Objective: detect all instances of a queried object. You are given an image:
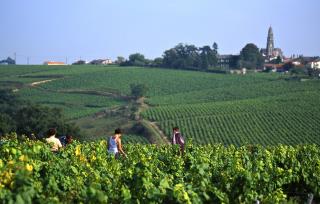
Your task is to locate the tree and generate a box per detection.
[0,113,15,136]
[115,56,125,64]
[0,89,81,138]
[212,42,219,67]
[213,42,218,53]
[130,84,148,99]
[162,48,178,68]
[162,43,201,70]
[152,57,163,67]
[129,53,146,66]
[199,46,211,70]
[72,60,86,65]
[238,43,264,69]
[6,57,15,64]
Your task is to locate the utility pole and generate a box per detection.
[27,57,29,65]
[65,57,68,65]
[14,52,16,63]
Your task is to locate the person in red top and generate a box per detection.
[172,127,185,155]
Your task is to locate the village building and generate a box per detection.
[43,61,65,65]
[90,59,113,65]
[260,26,283,61]
[307,58,320,69]
[217,54,239,69]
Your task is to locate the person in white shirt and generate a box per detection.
[108,128,127,158]
[45,128,62,152]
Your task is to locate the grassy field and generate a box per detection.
[0,65,319,145]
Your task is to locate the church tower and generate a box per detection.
[266,26,274,57]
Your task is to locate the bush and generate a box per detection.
[130,84,148,99]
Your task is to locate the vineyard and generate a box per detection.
[143,91,320,145]
[0,65,319,144]
[19,88,124,120]
[0,136,319,203]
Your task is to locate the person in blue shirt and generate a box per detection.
[59,134,73,147]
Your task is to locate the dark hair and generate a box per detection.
[115,128,122,134]
[66,134,72,139]
[47,128,57,137]
[173,127,179,131]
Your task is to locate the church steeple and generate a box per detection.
[266,26,274,57]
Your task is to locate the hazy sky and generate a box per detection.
[1,0,319,64]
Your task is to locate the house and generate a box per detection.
[43,61,65,65]
[307,58,320,69]
[90,59,113,65]
[217,55,239,69]
[289,57,318,66]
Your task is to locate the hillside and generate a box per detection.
[0,65,319,145]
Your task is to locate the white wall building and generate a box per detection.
[307,59,320,69]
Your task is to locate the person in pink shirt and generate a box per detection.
[172,127,185,155]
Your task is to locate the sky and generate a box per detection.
[1,0,319,64]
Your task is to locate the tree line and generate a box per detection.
[120,43,219,71]
[0,89,81,139]
[119,42,264,70]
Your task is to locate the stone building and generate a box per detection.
[261,26,283,61]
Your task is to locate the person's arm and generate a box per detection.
[172,134,176,144]
[57,139,63,149]
[117,137,127,157]
[177,133,184,145]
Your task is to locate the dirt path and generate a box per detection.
[30,79,56,87]
[149,121,170,144]
[137,97,170,144]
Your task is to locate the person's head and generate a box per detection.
[173,127,179,133]
[66,134,73,144]
[47,128,57,137]
[114,128,122,136]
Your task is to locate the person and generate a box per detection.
[108,128,127,158]
[45,128,62,152]
[59,134,73,147]
[172,127,185,155]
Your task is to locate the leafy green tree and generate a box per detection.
[0,89,81,138]
[162,48,178,68]
[162,43,201,70]
[115,56,125,64]
[130,84,148,99]
[212,42,219,67]
[72,60,86,65]
[162,43,219,70]
[152,57,163,67]
[199,46,211,70]
[0,113,16,136]
[129,53,146,66]
[238,43,264,69]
